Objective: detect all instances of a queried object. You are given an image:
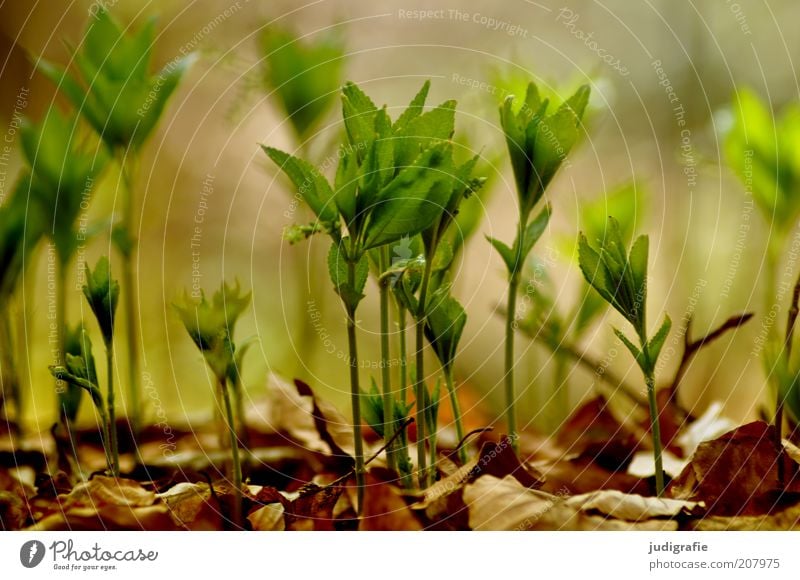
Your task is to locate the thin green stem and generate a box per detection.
[645,369,665,496]
[397,303,408,405]
[379,248,396,473]
[414,247,436,488]
[504,272,521,452]
[504,211,528,453]
[639,334,664,496]
[119,153,141,438]
[55,256,67,390]
[220,376,243,528]
[106,344,119,477]
[444,367,467,464]
[346,259,366,515]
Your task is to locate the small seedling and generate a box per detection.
[489,80,589,450]
[725,89,800,452]
[50,259,120,477]
[260,25,344,140]
[578,216,671,495]
[174,280,251,527]
[39,8,194,435]
[0,178,43,423]
[20,110,105,424]
[265,81,462,506]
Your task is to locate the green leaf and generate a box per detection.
[487,235,516,274]
[393,100,456,167]
[432,240,455,272]
[530,106,578,194]
[614,327,643,370]
[423,291,467,370]
[260,26,344,138]
[499,95,528,198]
[560,84,591,123]
[263,146,339,224]
[334,146,358,224]
[647,314,672,364]
[362,142,454,250]
[628,234,649,316]
[393,80,430,132]
[327,241,368,310]
[519,205,552,266]
[578,233,618,310]
[342,82,378,157]
[360,378,385,437]
[83,256,119,345]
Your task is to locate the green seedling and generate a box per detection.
[83,257,120,476]
[489,81,590,450]
[174,280,251,527]
[0,178,43,424]
[259,24,345,380]
[51,259,119,477]
[578,216,671,496]
[725,89,800,452]
[260,24,344,140]
[40,8,194,435]
[20,110,105,424]
[423,288,468,464]
[516,182,645,427]
[265,80,461,506]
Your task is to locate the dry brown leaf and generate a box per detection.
[27,476,177,531]
[464,475,677,531]
[158,482,221,530]
[248,503,285,531]
[669,421,800,516]
[359,472,422,531]
[686,501,800,530]
[245,374,354,459]
[564,489,702,520]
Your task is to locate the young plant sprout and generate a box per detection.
[259,25,345,379]
[174,280,251,527]
[423,288,468,464]
[20,110,106,426]
[0,179,43,424]
[725,89,800,447]
[50,258,120,477]
[260,25,344,141]
[59,325,100,468]
[489,81,589,451]
[265,81,461,506]
[514,182,646,427]
[39,8,194,435]
[578,216,671,496]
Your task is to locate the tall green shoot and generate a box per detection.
[489,81,589,450]
[578,217,671,495]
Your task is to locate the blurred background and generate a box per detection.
[1,0,797,434]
